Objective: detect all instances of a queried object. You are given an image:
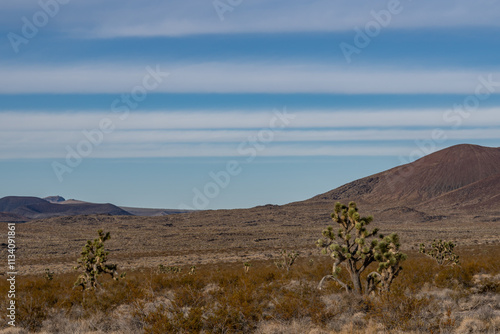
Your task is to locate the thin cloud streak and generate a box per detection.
[0,64,498,94]
[2,109,500,131]
[2,128,500,146]
[0,143,422,160]
[3,0,500,37]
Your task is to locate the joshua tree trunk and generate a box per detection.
[351,271,363,294]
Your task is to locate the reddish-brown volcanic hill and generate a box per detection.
[310,144,500,206]
[417,172,500,214]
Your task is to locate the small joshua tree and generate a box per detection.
[274,249,299,273]
[367,233,407,293]
[419,239,459,267]
[44,268,54,281]
[317,202,405,294]
[243,261,252,273]
[189,265,197,275]
[74,229,125,290]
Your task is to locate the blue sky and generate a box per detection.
[1,0,500,209]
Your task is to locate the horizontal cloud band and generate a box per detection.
[1,64,499,94]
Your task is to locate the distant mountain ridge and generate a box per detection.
[0,196,191,221]
[0,196,131,220]
[44,196,66,203]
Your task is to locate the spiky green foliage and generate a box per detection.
[44,268,54,281]
[157,265,182,274]
[367,233,407,293]
[317,202,406,295]
[316,202,380,294]
[274,249,300,273]
[243,262,252,273]
[189,265,197,275]
[419,239,459,267]
[74,230,125,290]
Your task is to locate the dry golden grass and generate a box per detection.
[0,246,498,333]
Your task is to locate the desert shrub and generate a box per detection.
[15,276,63,331]
[456,317,487,334]
[143,305,176,334]
[365,287,439,332]
[272,283,332,325]
[393,254,438,291]
[434,264,474,290]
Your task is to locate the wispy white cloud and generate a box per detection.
[0,63,497,94]
[1,109,499,159]
[0,142,423,160]
[3,0,500,37]
[2,128,500,146]
[3,109,500,131]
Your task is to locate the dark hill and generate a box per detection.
[0,212,29,223]
[0,196,131,220]
[0,196,49,212]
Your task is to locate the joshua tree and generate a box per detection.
[419,239,459,267]
[317,202,405,294]
[189,265,197,275]
[367,233,407,293]
[274,249,299,273]
[74,229,124,290]
[243,261,252,273]
[44,268,54,281]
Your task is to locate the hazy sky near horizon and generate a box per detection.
[1,0,500,209]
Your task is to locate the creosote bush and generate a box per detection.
[74,229,125,290]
